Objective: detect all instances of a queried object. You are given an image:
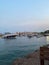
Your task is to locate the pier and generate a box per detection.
[40,44,49,65]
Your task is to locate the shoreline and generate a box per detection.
[12,50,40,65]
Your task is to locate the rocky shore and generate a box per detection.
[13,50,40,65]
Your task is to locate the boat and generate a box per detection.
[2,34,17,39]
[27,35,32,38]
[36,34,43,38]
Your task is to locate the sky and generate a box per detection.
[0,0,49,33]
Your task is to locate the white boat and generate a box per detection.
[2,34,17,39]
[36,34,43,38]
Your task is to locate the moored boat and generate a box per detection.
[2,34,17,39]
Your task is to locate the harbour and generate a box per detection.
[0,0,49,65]
[0,36,48,65]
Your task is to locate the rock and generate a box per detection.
[13,50,40,65]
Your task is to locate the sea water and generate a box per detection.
[0,36,48,65]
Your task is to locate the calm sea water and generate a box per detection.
[0,36,48,65]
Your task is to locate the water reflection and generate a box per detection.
[46,36,49,44]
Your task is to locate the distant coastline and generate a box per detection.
[0,30,49,39]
